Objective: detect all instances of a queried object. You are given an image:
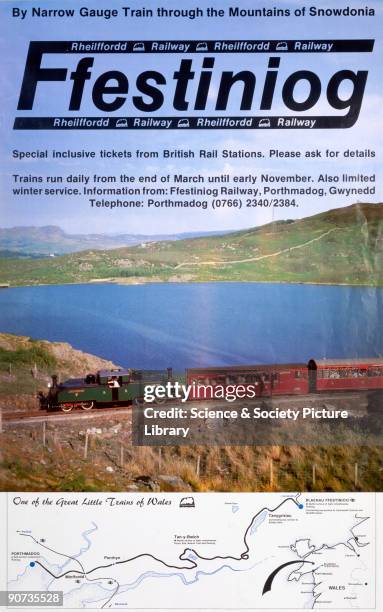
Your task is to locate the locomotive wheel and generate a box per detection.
[81,401,94,411]
[61,405,73,413]
[154,397,166,405]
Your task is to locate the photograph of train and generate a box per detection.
[43,357,383,411]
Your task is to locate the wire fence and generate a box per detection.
[12,418,379,492]
[1,407,381,492]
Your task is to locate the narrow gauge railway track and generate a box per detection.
[2,390,371,426]
[2,404,133,426]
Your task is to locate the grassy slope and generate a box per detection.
[2,440,382,492]
[0,203,382,286]
[0,333,118,403]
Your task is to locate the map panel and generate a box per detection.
[7,493,375,609]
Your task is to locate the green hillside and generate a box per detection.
[1,203,382,286]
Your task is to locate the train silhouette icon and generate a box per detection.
[179,497,195,508]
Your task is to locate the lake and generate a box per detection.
[0,282,382,369]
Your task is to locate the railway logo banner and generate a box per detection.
[14,38,373,130]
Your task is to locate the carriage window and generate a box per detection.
[350,368,367,378]
[131,371,142,381]
[368,367,383,377]
[319,369,330,379]
[207,376,224,385]
[329,369,341,379]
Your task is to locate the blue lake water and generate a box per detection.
[0,282,382,369]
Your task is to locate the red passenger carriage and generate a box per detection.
[186,363,309,398]
[308,358,383,392]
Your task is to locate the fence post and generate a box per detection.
[84,432,89,460]
[312,463,316,488]
[42,421,46,447]
[269,459,274,487]
[53,431,63,455]
[158,447,162,471]
[196,454,201,478]
[120,444,124,468]
[0,406,2,434]
[354,463,359,488]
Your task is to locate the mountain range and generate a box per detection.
[0,225,225,256]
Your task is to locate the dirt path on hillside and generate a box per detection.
[175,228,340,269]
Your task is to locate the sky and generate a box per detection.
[0,0,382,234]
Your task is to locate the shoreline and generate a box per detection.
[1,278,382,289]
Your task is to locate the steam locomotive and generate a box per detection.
[42,358,383,412]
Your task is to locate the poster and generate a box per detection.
[0,0,382,610]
